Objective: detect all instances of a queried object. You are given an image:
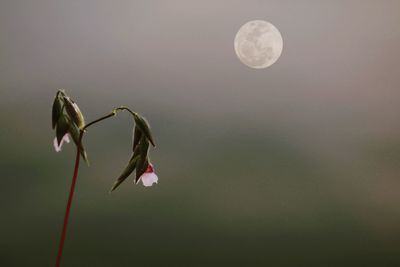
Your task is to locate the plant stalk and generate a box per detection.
[55,131,83,267]
[55,107,135,266]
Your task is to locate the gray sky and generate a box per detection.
[1,0,400,135]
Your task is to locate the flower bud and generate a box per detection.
[68,120,89,164]
[63,96,85,129]
[135,136,150,183]
[52,93,63,129]
[133,113,155,147]
[132,125,142,152]
[56,115,70,145]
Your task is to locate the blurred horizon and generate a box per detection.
[1,0,400,266]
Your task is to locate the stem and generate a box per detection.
[82,106,136,131]
[55,107,135,267]
[55,131,83,267]
[115,106,137,117]
[83,112,117,130]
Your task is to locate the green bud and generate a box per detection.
[135,136,150,183]
[63,96,85,129]
[52,93,63,129]
[56,115,69,145]
[135,158,149,184]
[132,125,143,152]
[68,120,89,165]
[110,154,140,192]
[133,113,155,147]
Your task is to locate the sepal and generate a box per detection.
[63,96,85,129]
[132,113,155,147]
[135,136,150,183]
[52,92,64,129]
[110,154,140,192]
[56,115,69,145]
[68,120,89,165]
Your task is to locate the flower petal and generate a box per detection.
[139,172,158,187]
[63,134,71,144]
[53,134,70,152]
[53,137,61,152]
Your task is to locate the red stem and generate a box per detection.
[55,134,82,267]
[54,109,126,266]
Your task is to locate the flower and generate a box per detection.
[138,163,158,187]
[54,134,71,152]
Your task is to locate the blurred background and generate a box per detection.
[1,0,400,266]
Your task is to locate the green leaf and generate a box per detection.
[110,154,140,192]
[63,96,85,129]
[52,94,63,129]
[68,120,89,165]
[133,113,155,147]
[56,115,69,145]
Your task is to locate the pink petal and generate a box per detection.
[139,172,158,187]
[53,134,70,152]
[53,137,61,152]
[63,134,71,144]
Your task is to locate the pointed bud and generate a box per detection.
[135,136,150,183]
[68,120,89,165]
[110,154,140,192]
[135,158,149,184]
[52,93,63,129]
[132,126,143,152]
[56,115,70,145]
[63,96,85,129]
[133,113,155,147]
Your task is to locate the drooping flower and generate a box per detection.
[138,163,158,187]
[54,134,71,152]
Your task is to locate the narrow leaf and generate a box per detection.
[110,155,139,192]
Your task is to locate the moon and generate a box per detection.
[234,20,283,69]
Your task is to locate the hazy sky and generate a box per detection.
[2,1,400,265]
[2,0,400,160]
[2,1,399,113]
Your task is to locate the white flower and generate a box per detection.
[53,134,70,152]
[138,163,158,187]
[140,172,159,187]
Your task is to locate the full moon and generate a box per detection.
[234,20,283,69]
